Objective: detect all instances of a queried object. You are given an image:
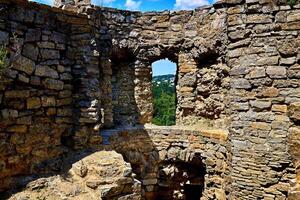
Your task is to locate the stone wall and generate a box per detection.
[227,1,300,199]
[0,0,102,191]
[0,0,299,199]
[105,125,230,200]
[94,5,229,128]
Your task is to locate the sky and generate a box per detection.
[31,0,216,12]
[31,0,215,76]
[152,59,176,76]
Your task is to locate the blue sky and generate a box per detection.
[152,59,176,76]
[31,0,215,76]
[31,0,215,11]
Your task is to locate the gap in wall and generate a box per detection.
[151,58,177,126]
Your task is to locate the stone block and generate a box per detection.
[1,109,18,119]
[22,43,39,61]
[272,104,287,113]
[287,10,300,22]
[5,90,30,98]
[16,116,32,125]
[266,66,287,78]
[17,73,29,83]
[251,122,271,130]
[43,78,64,90]
[250,100,271,110]
[46,108,56,116]
[27,97,41,109]
[7,125,27,133]
[41,96,56,107]
[277,40,297,56]
[246,14,272,24]
[25,29,41,42]
[40,49,60,60]
[201,129,228,141]
[57,108,72,117]
[231,78,252,89]
[260,87,279,97]
[10,55,35,75]
[35,65,59,79]
[246,67,266,79]
[288,102,300,121]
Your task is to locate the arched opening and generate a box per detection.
[151,59,177,126]
[157,153,206,200]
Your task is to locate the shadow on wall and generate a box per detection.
[110,48,140,126]
[107,126,207,200]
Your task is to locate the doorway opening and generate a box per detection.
[151,59,177,126]
[157,153,206,200]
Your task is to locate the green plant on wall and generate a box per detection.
[288,0,298,6]
[0,46,8,77]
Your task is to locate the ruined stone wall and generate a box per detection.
[95,5,229,128]
[106,126,229,200]
[0,0,300,199]
[0,0,102,191]
[227,1,300,199]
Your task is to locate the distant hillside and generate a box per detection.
[152,74,176,126]
[153,74,175,85]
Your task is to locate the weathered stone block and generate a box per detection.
[251,122,271,130]
[246,67,266,79]
[40,49,60,60]
[272,104,287,113]
[46,108,56,116]
[43,78,64,90]
[250,100,272,110]
[10,55,35,75]
[35,65,59,79]
[27,97,41,109]
[287,10,300,22]
[1,109,18,119]
[25,29,41,42]
[288,102,300,121]
[7,125,27,133]
[259,87,279,97]
[231,78,252,89]
[57,108,72,117]
[246,14,272,24]
[41,96,56,107]
[5,90,30,98]
[266,66,287,78]
[277,40,297,56]
[22,43,39,61]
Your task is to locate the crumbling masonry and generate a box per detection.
[0,0,300,199]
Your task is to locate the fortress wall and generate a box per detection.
[226,1,300,199]
[0,0,299,199]
[107,126,230,200]
[94,4,230,128]
[0,0,102,191]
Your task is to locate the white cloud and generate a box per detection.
[125,0,141,10]
[174,0,209,10]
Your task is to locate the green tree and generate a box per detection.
[152,75,176,126]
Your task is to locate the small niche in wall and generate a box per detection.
[151,59,177,126]
[110,48,137,127]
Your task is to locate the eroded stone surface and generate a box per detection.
[8,151,141,200]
